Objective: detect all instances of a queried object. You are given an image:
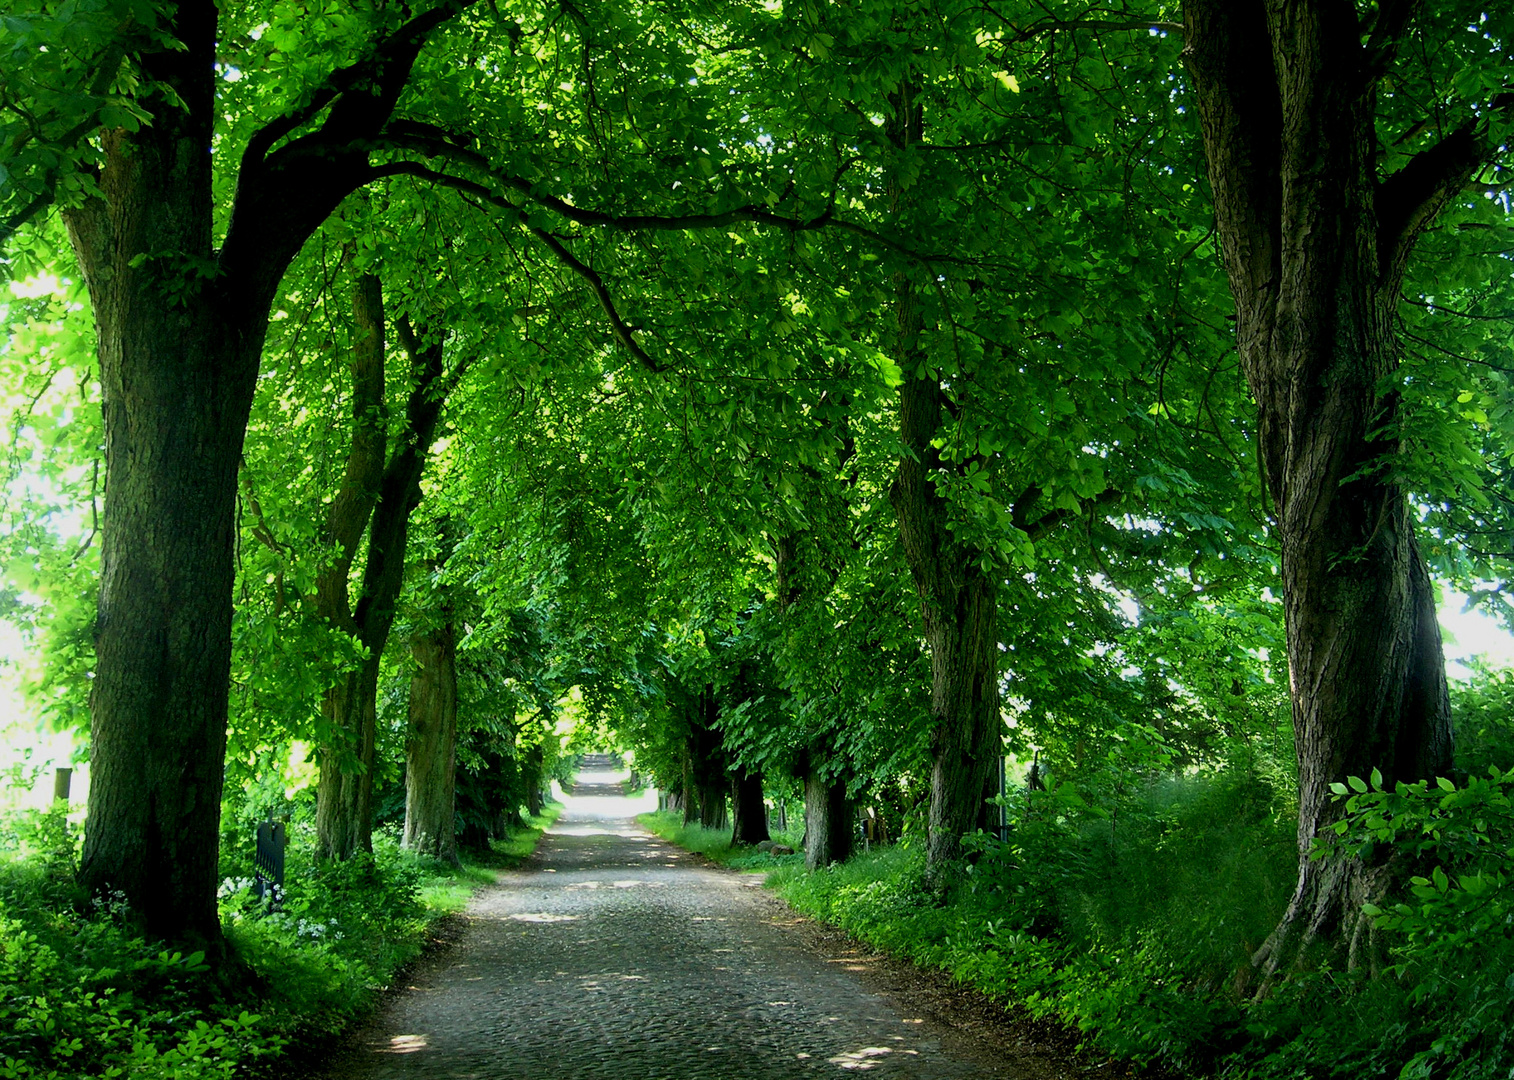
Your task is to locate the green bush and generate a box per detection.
[0,801,559,1079]
[752,755,1514,1080]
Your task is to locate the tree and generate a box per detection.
[402,525,460,866]
[1180,0,1509,976]
[18,0,483,943]
[311,280,456,861]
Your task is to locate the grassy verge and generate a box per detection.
[635,809,804,871]
[0,802,560,1079]
[749,770,1513,1080]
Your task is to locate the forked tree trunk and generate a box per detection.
[403,620,459,866]
[314,301,451,860]
[312,273,387,860]
[730,769,770,846]
[803,768,852,870]
[1183,0,1465,979]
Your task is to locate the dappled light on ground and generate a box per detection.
[320,766,1010,1079]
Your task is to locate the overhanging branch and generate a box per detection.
[370,161,666,373]
[1377,119,1485,276]
[240,0,481,171]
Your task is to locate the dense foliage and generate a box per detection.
[1,0,1513,1075]
[0,801,558,1079]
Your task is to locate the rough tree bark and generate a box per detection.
[524,742,546,817]
[730,768,771,846]
[63,0,465,942]
[884,82,1001,884]
[802,766,853,870]
[403,618,459,866]
[1181,0,1476,978]
[683,689,730,830]
[314,303,451,860]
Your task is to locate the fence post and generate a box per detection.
[52,768,72,804]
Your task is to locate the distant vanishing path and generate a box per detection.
[317,768,1034,1079]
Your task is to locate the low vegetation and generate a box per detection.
[635,809,803,872]
[634,706,1514,1080]
[0,802,558,1080]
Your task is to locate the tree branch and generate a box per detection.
[1015,485,1123,542]
[220,0,480,298]
[369,161,667,372]
[373,122,973,265]
[239,0,478,171]
[1361,0,1421,79]
[1377,119,1486,278]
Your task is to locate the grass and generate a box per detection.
[417,804,562,913]
[0,801,562,1079]
[635,809,804,871]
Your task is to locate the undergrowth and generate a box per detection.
[636,810,804,871]
[745,750,1514,1079]
[0,801,559,1079]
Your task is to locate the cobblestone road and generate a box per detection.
[320,769,1019,1079]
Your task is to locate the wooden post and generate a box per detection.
[52,768,72,804]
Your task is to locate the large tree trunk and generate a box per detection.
[803,767,852,870]
[1182,0,1464,979]
[403,620,460,866]
[58,0,461,942]
[63,0,261,946]
[730,769,770,846]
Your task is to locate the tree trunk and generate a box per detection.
[403,620,459,866]
[57,0,461,941]
[696,776,729,831]
[524,743,545,817]
[883,81,1001,886]
[1182,0,1463,979]
[730,768,770,846]
[313,299,451,860]
[685,687,729,830]
[62,0,257,946]
[803,767,852,870]
[314,655,383,861]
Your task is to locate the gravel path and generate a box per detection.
[315,767,1046,1079]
